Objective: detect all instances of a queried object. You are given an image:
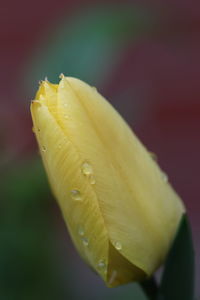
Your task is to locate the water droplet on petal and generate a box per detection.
[64,114,68,120]
[81,237,89,246]
[89,174,96,185]
[58,144,62,149]
[162,172,168,183]
[114,241,122,250]
[71,189,82,201]
[97,259,106,272]
[41,146,46,152]
[149,151,157,161]
[82,162,93,175]
[78,226,84,236]
[63,103,67,107]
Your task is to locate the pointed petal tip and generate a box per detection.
[59,73,65,79]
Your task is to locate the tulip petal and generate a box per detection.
[31,86,110,282]
[31,76,185,287]
[55,77,184,276]
[106,242,145,287]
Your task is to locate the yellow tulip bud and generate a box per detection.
[30,76,184,287]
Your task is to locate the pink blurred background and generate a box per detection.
[0,0,199,299]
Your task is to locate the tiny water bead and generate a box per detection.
[78,226,85,236]
[82,162,96,185]
[70,189,82,201]
[82,162,93,176]
[81,237,89,246]
[89,174,96,185]
[77,226,88,246]
[149,151,157,161]
[114,241,122,251]
[162,172,168,183]
[41,146,46,152]
[97,259,107,272]
[64,114,68,120]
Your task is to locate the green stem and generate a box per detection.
[140,276,158,300]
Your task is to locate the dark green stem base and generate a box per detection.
[140,276,158,300]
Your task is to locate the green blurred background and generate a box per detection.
[1,1,200,299]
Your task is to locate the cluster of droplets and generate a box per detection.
[70,161,104,273]
[32,124,46,153]
[97,259,107,275]
[32,124,41,134]
[70,162,95,203]
[38,127,47,154]
[37,136,121,283]
[78,226,89,247]
[81,161,96,185]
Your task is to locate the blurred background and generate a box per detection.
[0,0,199,299]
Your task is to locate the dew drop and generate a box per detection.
[78,226,85,236]
[70,189,82,201]
[41,146,46,152]
[114,241,122,251]
[89,174,96,185]
[58,144,62,149]
[64,114,68,120]
[81,237,89,246]
[97,259,106,271]
[82,162,93,176]
[63,103,67,107]
[162,172,168,183]
[149,151,157,161]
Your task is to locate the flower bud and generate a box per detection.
[31,76,184,287]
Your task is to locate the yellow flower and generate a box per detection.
[31,75,184,287]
